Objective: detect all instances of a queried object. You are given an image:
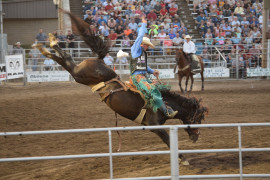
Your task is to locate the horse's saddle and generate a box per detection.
[189,54,201,74]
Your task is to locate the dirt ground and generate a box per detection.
[0,79,270,180]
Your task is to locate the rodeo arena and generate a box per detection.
[1,0,270,179]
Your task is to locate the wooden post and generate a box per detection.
[262,1,269,68]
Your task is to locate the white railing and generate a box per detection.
[1,123,270,180]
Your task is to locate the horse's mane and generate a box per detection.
[63,10,110,60]
[161,90,201,110]
[179,49,189,62]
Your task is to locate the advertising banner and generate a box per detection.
[247,68,270,77]
[194,67,230,78]
[0,64,6,81]
[5,54,24,79]
[27,71,70,82]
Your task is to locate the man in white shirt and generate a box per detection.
[103,53,114,68]
[183,35,200,73]
[172,33,183,46]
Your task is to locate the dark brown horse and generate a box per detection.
[36,11,208,165]
[174,49,205,93]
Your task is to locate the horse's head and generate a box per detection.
[181,97,208,143]
[175,48,188,64]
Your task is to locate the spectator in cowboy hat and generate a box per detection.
[129,15,178,119]
[12,42,24,55]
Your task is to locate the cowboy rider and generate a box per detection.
[183,35,200,73]
[129,15,178,118]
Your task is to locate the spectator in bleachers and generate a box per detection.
[195,12,207,29]
[230,33,241,44]
[124,26,132,37]
[222,0,231,17]
[203,22,214,34]
[85,14,95,25]
[158,29,167,42]
[148,24,159,36]
[128,29,137,40]
[108,29,117,47]
[128,18,138,31]
[173,33,183,46]
[223,22,232,37]
[214,33,225,45]
[201,48,211,68]
[172,18,181,28]
[168,29,176,39]
[43,58,55,71]
[204,28,214,45]
[198,20,206,36]
[193,0,201,13]
[57,30,66,48]
[153,2,162,16]
[144,1,152,15]
[160,6,168,20]
[234,2,244,18]
[125,6,132,16]
[228,12,237,23]
[115,25,124,44]
[163,20,170,31]
[98,15,107,25]
[147,10,158,21]
[103,53,114,68]
[66,30,75,49]
[169,2,178,17]
[84,10,92,20]
[28,43,40,71]
[168,24,177,33]
[35,28,47,45]
[108,17,117,29]
[122,35,131,49]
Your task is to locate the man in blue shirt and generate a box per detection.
[129,16,178,119]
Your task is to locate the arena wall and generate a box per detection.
[3,18,58,46]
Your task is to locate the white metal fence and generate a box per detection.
[1,123,270,180]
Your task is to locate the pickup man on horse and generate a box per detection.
[128,15,178,118]
[183,35,201,73]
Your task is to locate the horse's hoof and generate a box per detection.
[180,160,190,166]
[49,33,58,48]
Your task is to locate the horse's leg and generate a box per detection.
[143,113,189,165]
[185,74,189,93]
[48,33,76,73]
[200,71,204,91]
[150,129,189,165]
[35,44,65,65]
[178,73,184,93]
[189,75,194,92]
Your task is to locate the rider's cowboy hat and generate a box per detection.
[142,37,155,48]
[15,42,21,45]
[184,35,192,39]
[117,50,129,58]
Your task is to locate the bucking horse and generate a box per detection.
[36,10,208,165]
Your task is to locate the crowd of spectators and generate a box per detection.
[83,0,264,70]
[193,0,263,70]
[83,0,187,51]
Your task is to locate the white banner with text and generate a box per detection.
[5,54,24,79]
[27,71,70,82]
[0,64,6,81]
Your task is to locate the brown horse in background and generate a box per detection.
[36,11,208,165]
[174,49,205,93]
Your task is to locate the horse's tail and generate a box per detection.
[62,9,110,59]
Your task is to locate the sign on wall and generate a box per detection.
[5,54,24,79]
[247,68,270,77]
[194,67,230,78]
[0,64,6,81]
[27,71,70,82]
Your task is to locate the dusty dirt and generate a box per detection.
[0,79,270,180]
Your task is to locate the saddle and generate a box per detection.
[188,54,201,74]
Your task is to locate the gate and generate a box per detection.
[1,123,270,180]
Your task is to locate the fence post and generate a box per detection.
[238,126,243,180]
[23,50,27,86]
[236,45,239,79]
[170,126,179,180]
[108,130,113,180]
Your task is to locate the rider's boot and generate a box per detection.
[160,103,178,119]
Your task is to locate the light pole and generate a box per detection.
[0,0,5,64]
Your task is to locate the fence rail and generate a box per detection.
[1,123,270,180]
